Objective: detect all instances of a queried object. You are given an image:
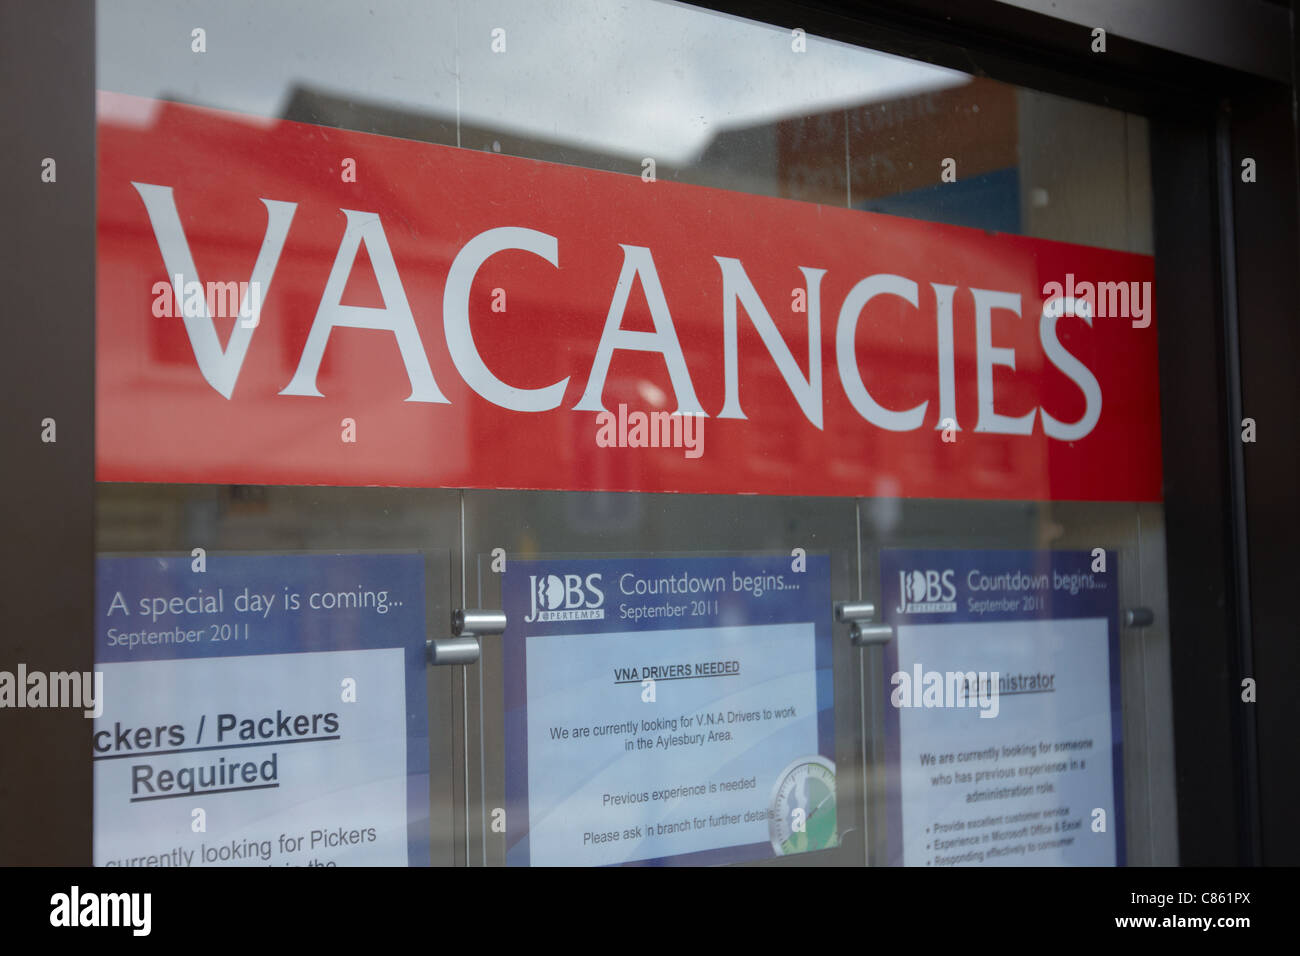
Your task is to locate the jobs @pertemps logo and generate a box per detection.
[896,569,957,614]
[525,573,605,622]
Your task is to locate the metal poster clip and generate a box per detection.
[848,622,895,646]
[1125,607,1155,628]
[835,601,876,623]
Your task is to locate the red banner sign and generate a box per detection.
[97,91,1162,501]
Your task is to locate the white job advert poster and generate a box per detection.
[93,552,430,867]
[881,548,1124,867]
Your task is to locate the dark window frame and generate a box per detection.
[3,0,1293,866]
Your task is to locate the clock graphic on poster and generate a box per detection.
[768,755,838,856]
